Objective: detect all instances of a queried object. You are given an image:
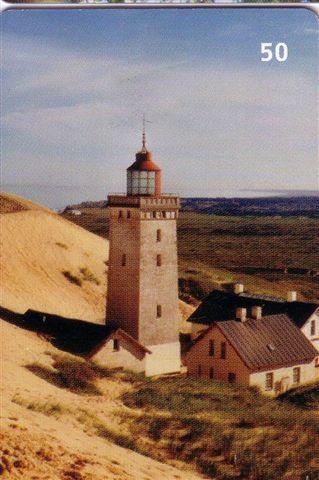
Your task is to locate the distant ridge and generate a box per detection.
[64,195,319,218]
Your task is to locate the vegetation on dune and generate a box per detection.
[62,270,83,287]
[55,241,69,249]
[79,266,101,285]
[278,382,319,410]
[62,266,101,287]
[17,353,319,479]
[122,377,319,479]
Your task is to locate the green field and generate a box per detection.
[62,208,319,302]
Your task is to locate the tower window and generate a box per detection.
[311,320,316,336]
[119,210,123,218]
[209,367,214,379]
[221,342,226,359]
[156,229,161,242]
[209,339,215,357]
[198,365,202,377]
[121,254,126,266]
[113,339,120,351]
[127,210,131,219]
[228,372,236,384]
[156,254,162,267]
[157,305,162,318]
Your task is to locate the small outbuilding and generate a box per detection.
[87,328,151,373]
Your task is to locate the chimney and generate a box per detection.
[236,307,247,322]
[251,306,262,320]
[287,291,297,302]
[234,283,244,294]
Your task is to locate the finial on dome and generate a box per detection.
[142,114,147,152]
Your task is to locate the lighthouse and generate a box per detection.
[106,127,181,376]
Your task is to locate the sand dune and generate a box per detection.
[0,193,199,478]
[0,192,194,326]
[1,321,204,480]
[1,193,108,323]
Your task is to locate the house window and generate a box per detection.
[121,254,126,266]
[156,229,161,242]
[127,210,131,219]
[221,342,227,359]
[157,305,162,318]
[228,372,236,384]
[293,367,301,384]
[113,339,120,351]
[198,365,202,377]
[209,367,214,379]
[311,320,316,336]
[265,372,274,391]
[119,210,123,218]
[209,339,215,357]
[156,254,162,267]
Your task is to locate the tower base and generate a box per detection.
[145,342,181,377]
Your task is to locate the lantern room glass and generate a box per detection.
[127,171,156,196]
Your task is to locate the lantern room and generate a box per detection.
[127,144,161,197]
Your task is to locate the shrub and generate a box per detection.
[79,267,101,285]
[62,270,82,286]
[12,395,68,417]
[52,358,102,395]
[55,242,68,249]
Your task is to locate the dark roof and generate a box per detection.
[87,328,151,358]
[187,290,318,328]
[23,309,151,357]
[213,314,318,371]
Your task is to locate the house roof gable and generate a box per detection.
[87,328,152,359]
[189,313,318,372]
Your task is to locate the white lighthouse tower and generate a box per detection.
[106,127,181,376]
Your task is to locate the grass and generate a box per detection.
[62,267,101,287]
[17,356,319,478]
[121,376,319,479]
[12,394,139,455]
[61,208,319,302]
[79,266,101,285]
[55,241,68,249]
[278,382,319,410]
[25,354,113,395]
[62,270,82,287]
[12,395,69,417]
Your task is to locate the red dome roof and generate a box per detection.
[127,150,161,172]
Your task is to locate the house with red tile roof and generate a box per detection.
[185,306,319,395]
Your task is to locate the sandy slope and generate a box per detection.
[1,193,108,322]
[0,193,194,326]
[1,321,204,480]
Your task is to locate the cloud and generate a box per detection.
[2,31,318,194]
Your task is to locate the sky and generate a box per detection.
[1,8,318,206]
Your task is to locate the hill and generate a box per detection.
[1,321,204,480]
[181,196,319,217]
[2,320,318,479]
[0,192,194,327]
[0,192,108,323]
[65,195,319,218]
